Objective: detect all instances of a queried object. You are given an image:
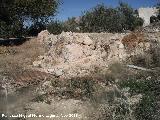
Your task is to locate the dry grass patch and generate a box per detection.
[0,38,45,76]
[122,32,145,49]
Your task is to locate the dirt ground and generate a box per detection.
[0,37,45,78]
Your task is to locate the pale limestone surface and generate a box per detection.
[33,31,152,78]
[138,7,158,26]
[38,30,50,43]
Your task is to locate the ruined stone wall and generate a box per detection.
[33,31,154,79]
[138,7,158,26]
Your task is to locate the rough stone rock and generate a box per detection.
[33,31,153,78]
[36,81,53,95]
[33,61,42,67]
[38,30,50,43]
[62,44,84,62]
[77,34,93,45]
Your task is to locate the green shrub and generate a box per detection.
[79,2,143,33]
[80,4,123,33]
[27,23,46,36]
[119,72,160,120]
[51,77,95,99]
[47,21,64,35]
[0,0,60,38]
[63,17,80,32]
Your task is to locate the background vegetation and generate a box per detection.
[79,3,143,33]
[0,0,60,38]
[2,1,160,37]
[47,2,144,34]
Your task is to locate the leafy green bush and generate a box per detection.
[119,71,160,120]
[51,77,95,99]
[150,16,159,24]
[79,2,143,33]
[27,23,46,36]
[0,19,25,38]
[0,0,60,38]
[80,4,123,32]
[47,21,64,35]
[63,17,80,32]
[59,2,142,33]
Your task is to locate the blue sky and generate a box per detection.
[55,0,158,21]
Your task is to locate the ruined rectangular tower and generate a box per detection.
[138,7,158,26]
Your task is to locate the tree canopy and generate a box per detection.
[1,1,144,37]
[79,2,143,33]
[0,0,60,37]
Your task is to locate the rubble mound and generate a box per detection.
[142,22,160,33]
[38,30,50,43]
[33,31,152,78]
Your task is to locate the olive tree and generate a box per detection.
[79,3,143,33]
[0,0,60,37]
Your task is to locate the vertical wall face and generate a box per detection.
[138,7,158,26]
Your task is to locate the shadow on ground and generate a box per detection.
[0,37,31,46]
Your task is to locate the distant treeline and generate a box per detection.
[1,1,160,38]
[48,2,144,34]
